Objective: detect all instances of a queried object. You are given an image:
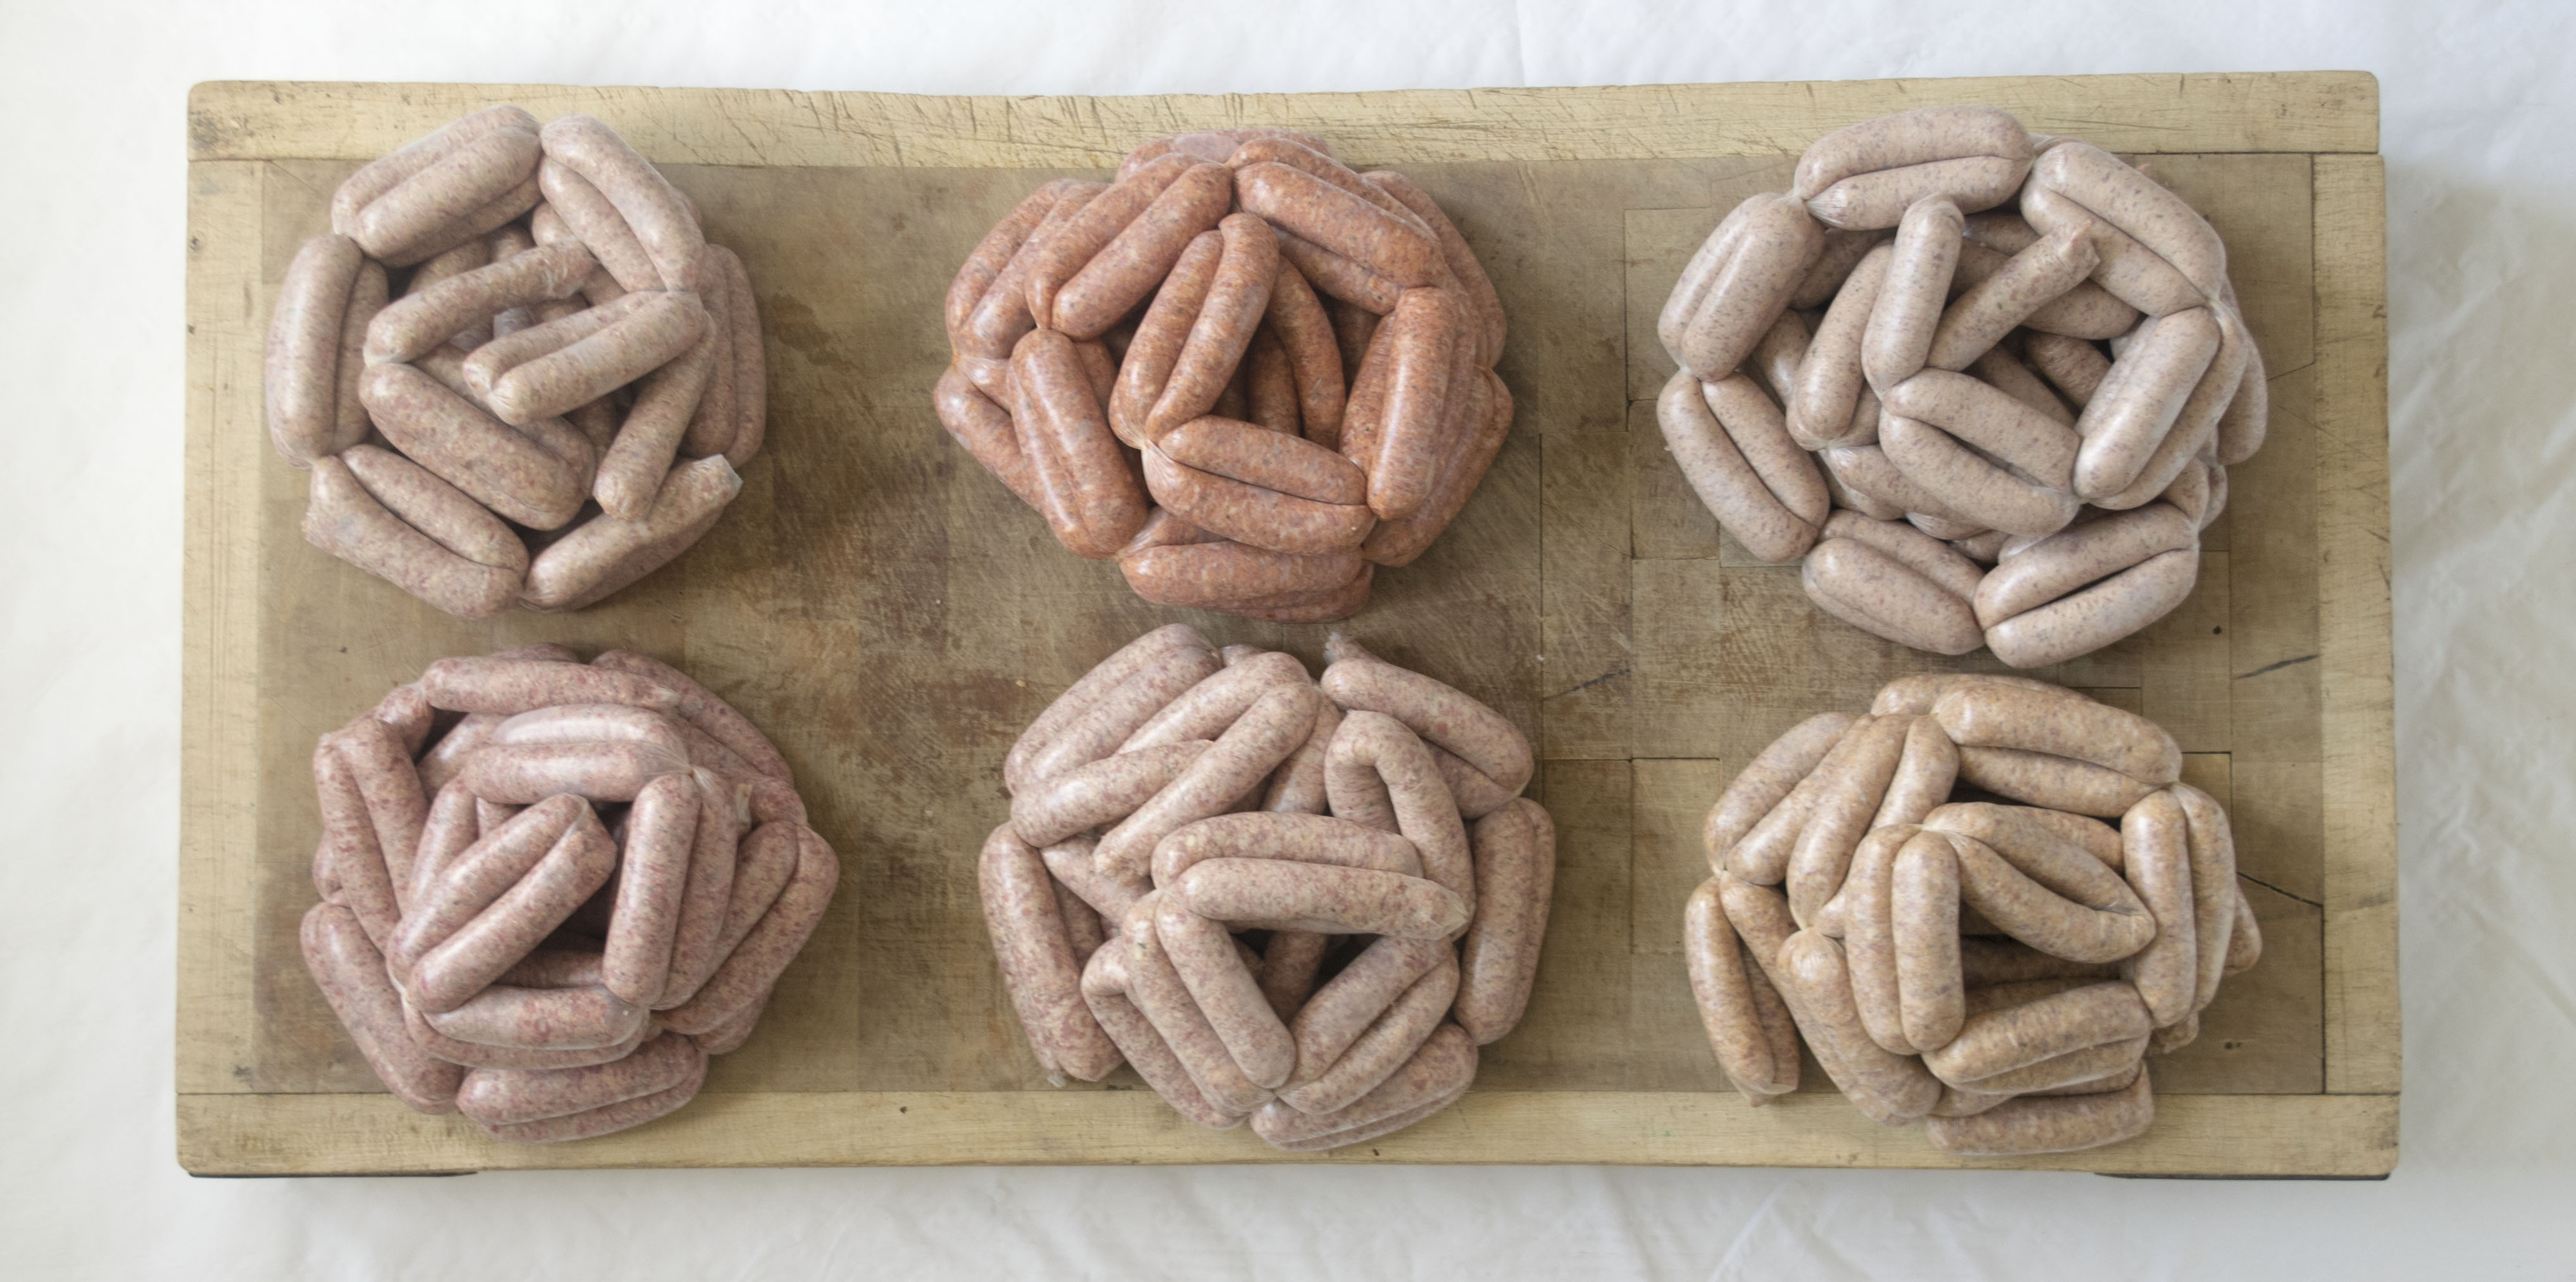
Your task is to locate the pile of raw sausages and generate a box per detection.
[301,643,838,1142]
[1687,674,2261,1155]
[981,625,1554,1150]
[267,106,766,619]
[936,129,1512,621]
[1657,106,2266,666]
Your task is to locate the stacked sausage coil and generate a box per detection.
[982,625,1554,1150]
[936,129,1512,622]
[266,106,767,619]
[1656,106,2267,666]
[1687,674,2261,1155]
[300,643,838,1142]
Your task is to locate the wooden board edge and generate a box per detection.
[178,1090,2397,1177]
[178,158,272,1095]
[186,72,2379,168]
[2311,154,2399,1096]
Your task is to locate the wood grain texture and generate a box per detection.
[2313,154,2399,1096]
[188,73,2380,167]
[177,1088,2396,1176]
[179,73,2390,1175]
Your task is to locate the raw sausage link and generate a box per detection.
[1932,681,2180,785]
[1926,1064,2154,1155]
[1319,637,1533,795]
[1454,798,1555,1043]
[1704,712,1855,870]
[301,902,465,1112]
[981,824,1124,1081]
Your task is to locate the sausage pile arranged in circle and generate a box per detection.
[1656,106,2266,666]
[301,643,836,1142]
[1689,674,2261,1155]
[983,626,1554,1150]
[937,131,1512,621]
[266,106,766,619]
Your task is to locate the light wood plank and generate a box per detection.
[177,1089,2396,1176]
[181,73,2385,1174]
[2313,154,2399,1095]
[177,160,269,1095]
[188,73,2381,167]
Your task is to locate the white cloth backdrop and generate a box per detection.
[3,1,2569,1276]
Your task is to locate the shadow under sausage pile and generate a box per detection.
[1688,674,2263,1155]
[936,129,1511,621]
[983,626,1554,1150]
[267,105,766,619]
[1657,106,2268,666]
[301,644,838,1142]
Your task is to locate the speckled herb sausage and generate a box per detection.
[1878,412,2080,538]
[367,242,596,366]
[1890,829,1968,1052]
[303,455,523,619]
[936,365,1045,507]
[1921,979,2152,1084]
[1364,170,1505,368]
[981,823,1124,1082]
[1955,745,2154,817]
[1157,897,1297,1088]
[1776,929,1944,1124]
[1113,895,1275,1114]
[455,1029,702,1126]
[1236,161,1442,289]
[420,981,646,1052]
[267,234,368,466]
[593,772,698,1006]
[1795,107,2033,222]
[1837,824,1915,1052]
[356,361,587,530]
[1021,638,1226,790]
[1010,741,1210,849]
[1662,192,1824,382]
[1320,636,1533,796]
[1861,196,1964,393]
[1142,445,1375,555]
[488,289,708,428]
[1325,711,1473,903]
[1871,717,1960,829]
[1260,696,1344,815]
[1280,952,1456,1115]
[1253,1021,1476,1150]
[1986,546,2199,669]
[1007,624,1213,794]
[1170,858,1467,939]
[1704,712,1855,870]
[659,823,837,1034]
[1926,220,2099,372]
[1973,502,2196,628]
[1933,682,2180,785]
[1658,370,1828,563]
[1789,243,1891,448]
[1149,812,1422,888]
[1687,877,1799,1100]
[348,125,542,267]
[1946,830,2156,964]
[2118,789,2199,1026]
[1802,529,1984,655]
[1926,1068,2154,1155]
[653,770,748,1009]
[1786,713,1913,924]
[410,807,617,1012]
[333,106,539,238]
[520,455,743,612]
[1013,327,1150,555]
[1453,798,1554,1043]
[1080,944,1247,1129]
[584,650,790,785]
[2032,142,2225,299]
[537,115,705,291]
[1053,161,1236,339]
[1160,414,1367,505]
[472,1051,707,1143]
[1142,213,1279,441]
[1093,683,1319,885]
[301,902,465,1111]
